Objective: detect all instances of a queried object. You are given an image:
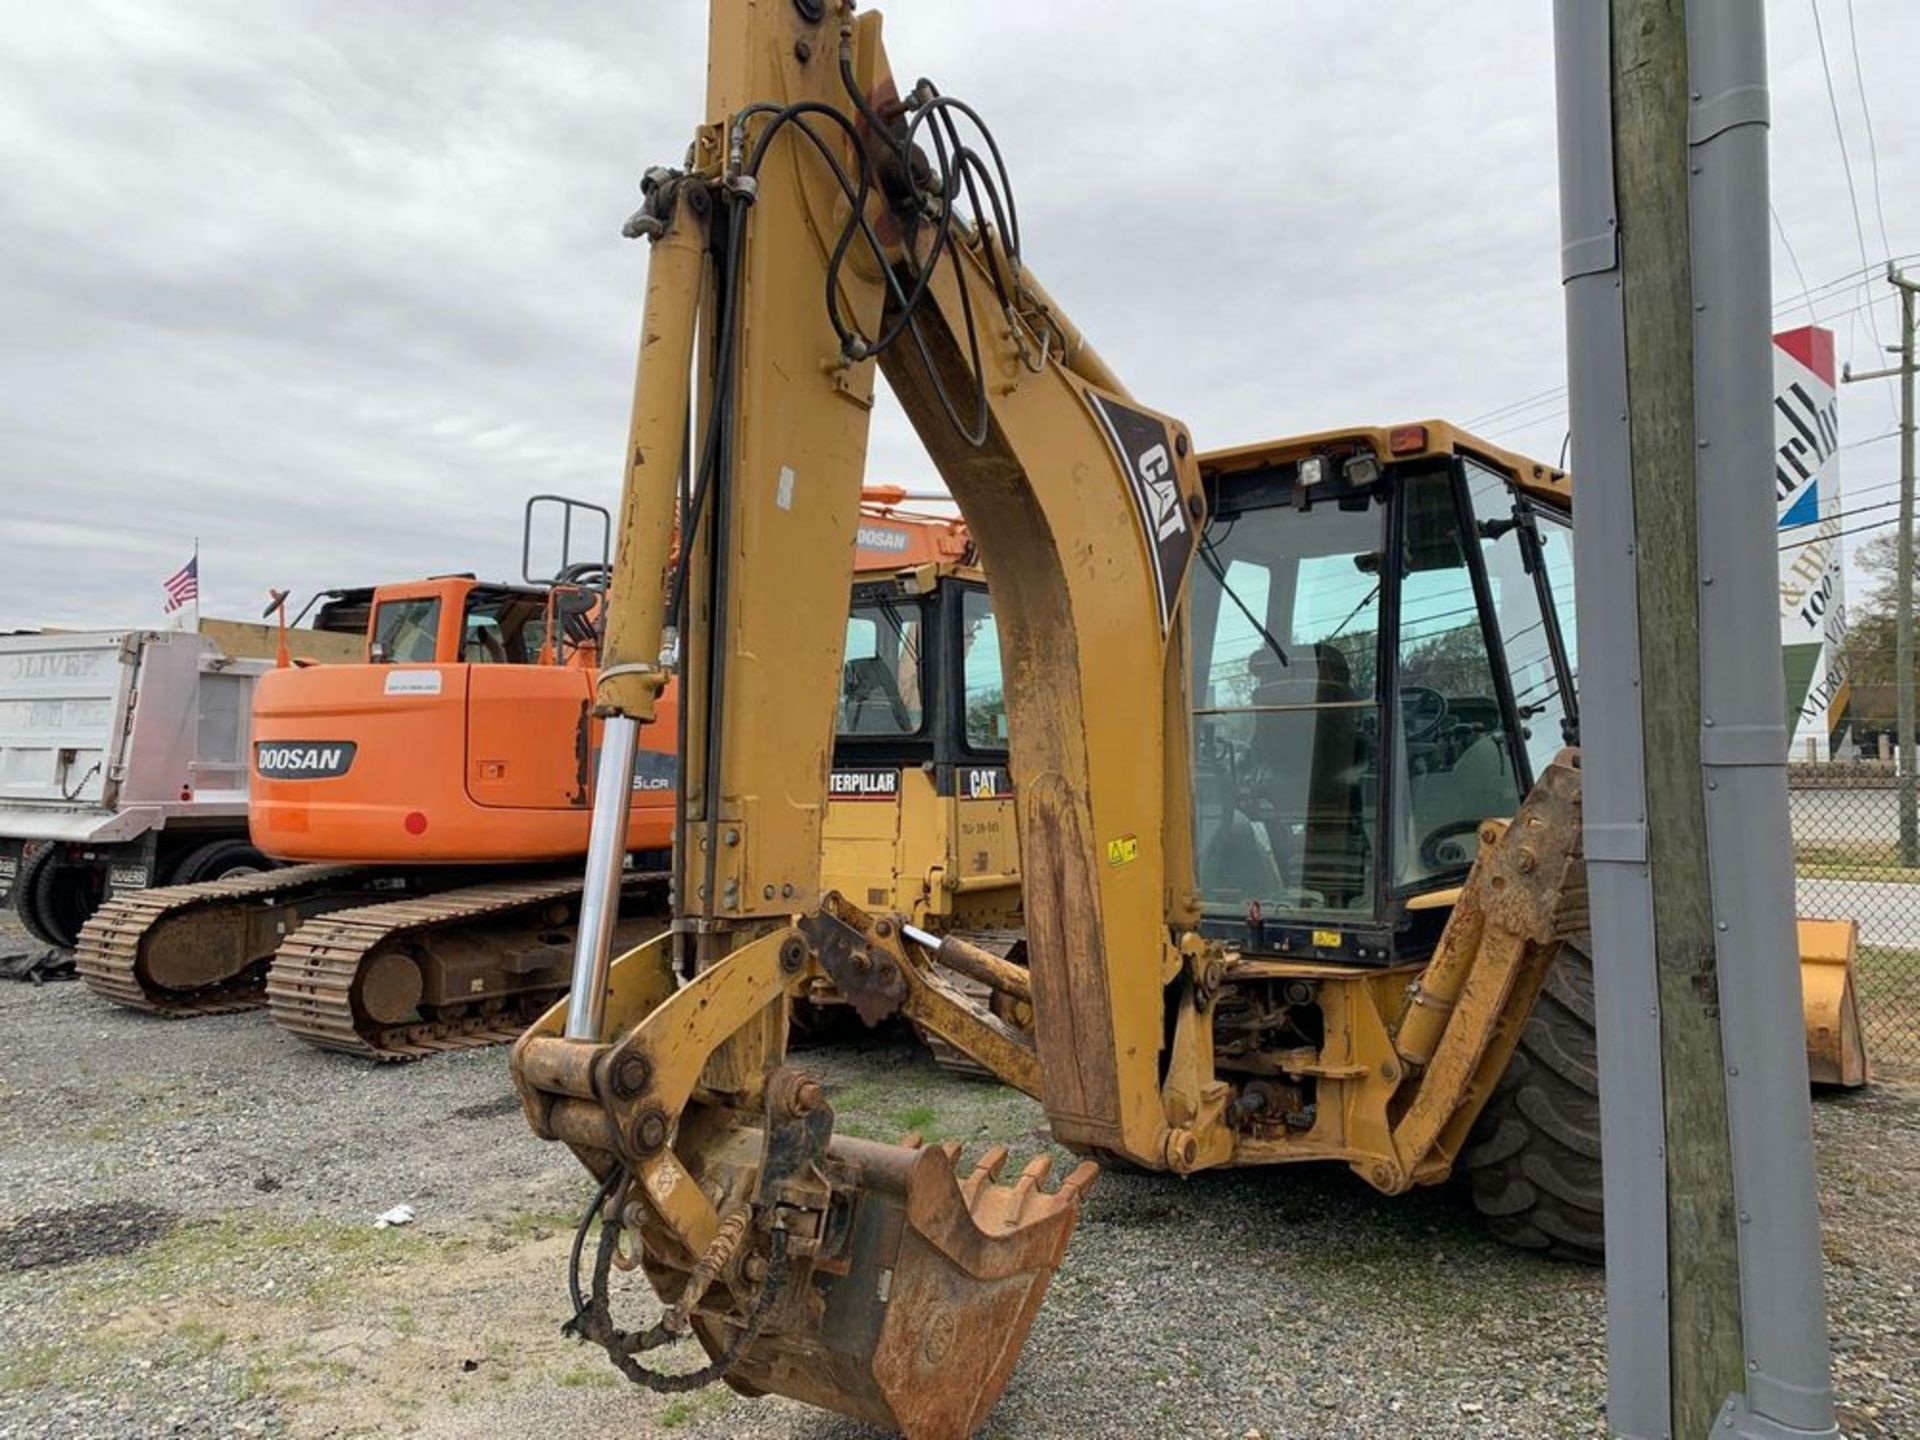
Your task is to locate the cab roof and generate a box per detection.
[1200,421,1571,511]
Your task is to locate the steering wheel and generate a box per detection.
[1419,817,1486,871]
[1399,685,1450,743]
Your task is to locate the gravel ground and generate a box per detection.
[0,910,1913,1440]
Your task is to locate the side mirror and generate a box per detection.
[369,641,389,664]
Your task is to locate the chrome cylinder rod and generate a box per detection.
[564,715,640,1041]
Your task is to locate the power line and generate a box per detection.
[1773,251,1920,317]
[1842,429,1901,453]
[1464,258,1920,440]
[1843,0,1895,262]
[1782,511,1899,550]
[1779,495,1900,536]
[1809,0,1888,353]
[1463,386,1570,431]
[1773,204,1820,326]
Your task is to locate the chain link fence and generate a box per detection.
[1790,760,1920,1070]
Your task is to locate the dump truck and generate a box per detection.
[1,619,361,948]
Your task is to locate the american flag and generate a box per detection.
[163,555,199,614]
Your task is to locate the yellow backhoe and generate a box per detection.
[510,5,1865,1436]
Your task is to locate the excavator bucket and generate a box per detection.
[1797,917,1870,1088]
[701,1134,1096,1440]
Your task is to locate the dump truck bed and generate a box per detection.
[0,630,264,847]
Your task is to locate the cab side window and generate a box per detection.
[372,598,442,664]
[1390,470,1522,889]
[1463,462,1575,783]
[960,588,1007,751]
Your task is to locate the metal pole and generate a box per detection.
[1899,281,1916,864]
[1840,267,1917,861]
[563,715,639,1041]
[1686,7,1837,1434]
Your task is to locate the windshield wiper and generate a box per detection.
[1199,538,1288,668]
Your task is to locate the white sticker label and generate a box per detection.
[775,465,795,511]
[383,670,443,696]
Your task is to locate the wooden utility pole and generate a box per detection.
[1843,266,1919,866]
[1607,4,1747,1431]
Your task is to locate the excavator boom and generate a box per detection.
[514,5,1141,1432]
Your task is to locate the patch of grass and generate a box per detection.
[1796,838,1920,884]
[659,1389,731,1428]
[497,1209,575,1242]
[0,1327,149,1392]
[108,1213,435,1309]
[893,1103,939,1135]
[174,1317,228,1357]
[555,1364,618,1389]
[228,1355,273,1402]
[1856,946,1920,1062]
[0,1343,62,1391]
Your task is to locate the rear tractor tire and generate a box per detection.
[1461,936,1605,1264]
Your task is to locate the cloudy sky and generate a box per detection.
[3,1,1916,631]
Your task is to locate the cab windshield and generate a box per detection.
[1190,461,1546,925]
[1190,493,1383,918]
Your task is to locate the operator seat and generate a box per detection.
[842,656,914,734]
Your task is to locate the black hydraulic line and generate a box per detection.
[566,1164,791,1395]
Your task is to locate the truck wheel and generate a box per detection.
[168,839,272,886]
[13,846,106,951]
[1461,936,1604,1264]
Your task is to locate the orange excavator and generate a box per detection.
[77,496,682,1057]
[78,493,975,1060]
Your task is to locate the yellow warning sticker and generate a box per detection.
[1312,929,1343,949]
[1106,835,1140,867]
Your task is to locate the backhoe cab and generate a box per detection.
[1193,425,1576,962]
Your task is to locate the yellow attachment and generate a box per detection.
[1796,917,1870,1088]
[511,899,1098,1440]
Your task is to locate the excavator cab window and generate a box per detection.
[960,587,1008,750]
[1190,485,1385,920]
[370,597,441,664]
[840,597,925,736]
[461,588,548,665]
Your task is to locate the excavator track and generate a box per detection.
[75,864,371,1017]
[267,870,670,1061]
